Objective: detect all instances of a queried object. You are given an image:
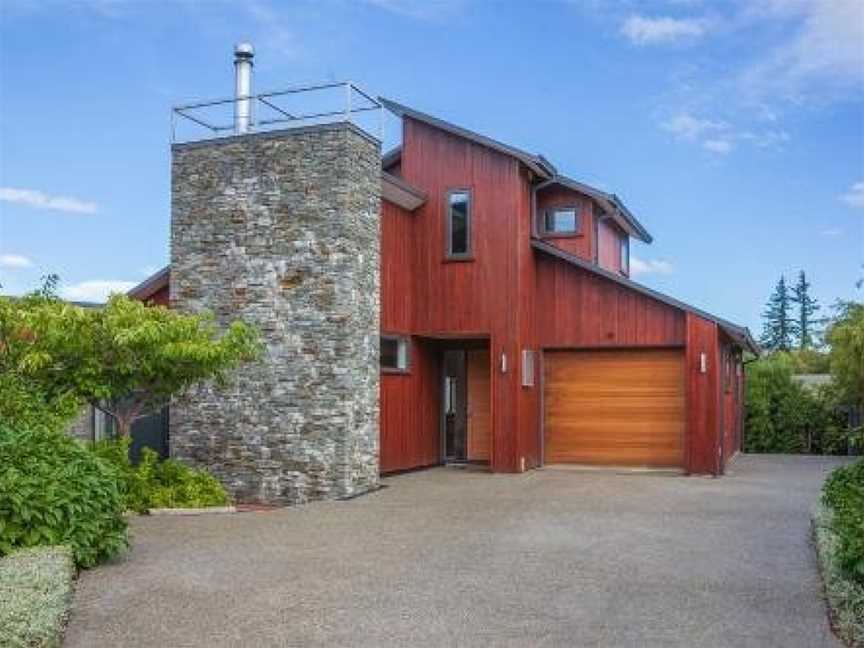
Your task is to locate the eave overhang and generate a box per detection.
[381,170,427,211]
[128,266,169,301]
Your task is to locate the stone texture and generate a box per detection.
[170,123,381,505]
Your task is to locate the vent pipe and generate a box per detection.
[233,42,254,135]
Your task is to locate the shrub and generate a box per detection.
[823,460,864,585]
[0,426,127,568]
[92,439,229,512]
[0,546,75,648]
[745,353,850,454]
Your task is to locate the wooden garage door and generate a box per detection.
[544,349,685,467]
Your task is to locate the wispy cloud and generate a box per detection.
[820,227,843,237]
[363,0,464,21]
[702,139,733,155]
[660,112,787,155]
[631,257,674,276]
[0,254,33,269]
[61,280,136,302]
[840,181,864,208]
[0,187,98,214]
[661,113,728,140]
[621,15,710,45]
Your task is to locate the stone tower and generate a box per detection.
[169,122,381,504]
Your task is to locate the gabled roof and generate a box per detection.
[379,97,557,179]
[531,238,759,354]
[542,175,653,244]
[128,266,169,301]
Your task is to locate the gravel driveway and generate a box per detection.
[66,455,846,647]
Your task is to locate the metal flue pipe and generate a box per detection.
[233,42,254,134]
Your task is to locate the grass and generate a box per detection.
[0,546,76,648]
[814,504,864,647]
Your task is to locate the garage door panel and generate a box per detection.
[544,349,685,467]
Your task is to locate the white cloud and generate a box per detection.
[738,0,864,104]
[703,138,733,154]
[621,15,710,45]
[661,113,728,140]
[631,257,674,276]
[363,0,464,20]
[840,181,864,208]
[0,254,33,268]
[0,187,97,214]
[820,227,843,237]
[61,280,137,302]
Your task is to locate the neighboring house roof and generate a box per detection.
[379,97,651,243]
[542,175,652,244]
[792,374,833,390]
[531,238,759,354]
[127,266,169,301]
[379,97,558,180]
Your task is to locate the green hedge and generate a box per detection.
[745,354,850,454]
[0,426,127,568]
[91,438,229,513]
[0,546,76,648]
[823,461,864,585]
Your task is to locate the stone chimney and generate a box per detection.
[169,49,381,504]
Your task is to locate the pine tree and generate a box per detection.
[790,270,821,349]
[760,276,796,351]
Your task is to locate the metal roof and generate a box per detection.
[531,238,759,354]
[379,97,557,179]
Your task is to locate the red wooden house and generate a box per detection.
[131,97,757,478]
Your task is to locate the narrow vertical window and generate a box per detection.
[620,236,629,275]
[447,190,471,257]
[521,349,535,387]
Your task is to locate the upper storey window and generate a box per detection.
[447,190,472,258]
[620,236,630,275]
[540,206,580,236]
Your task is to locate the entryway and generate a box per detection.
[441,345,491,464]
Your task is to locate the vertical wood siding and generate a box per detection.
[535,254,686,348]
[685,313,721,475]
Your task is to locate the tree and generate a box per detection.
[826,301,864,411]
[791,270,821,349]
[760,276,797,351]
[2,293,261,439]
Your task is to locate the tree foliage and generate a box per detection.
[744,353,849,454]
[760,276,796,352]
[1,292,262,438]
[791,270,821,350]
[826,301,864,411]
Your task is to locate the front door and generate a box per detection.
[443,350,468,461]
[443,348,491,463]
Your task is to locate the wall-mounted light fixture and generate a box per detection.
[700,352,707,374]
[500,352,507,374]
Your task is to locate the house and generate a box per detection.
[129,45,757,504]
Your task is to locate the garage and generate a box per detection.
[543,349,685,467]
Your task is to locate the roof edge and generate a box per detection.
[127,266,169,301]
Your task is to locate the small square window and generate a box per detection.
[542,207,580,235]
[381,335,409,371]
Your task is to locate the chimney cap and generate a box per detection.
[234,42,254,60]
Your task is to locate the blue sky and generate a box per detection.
[0,0,861,334]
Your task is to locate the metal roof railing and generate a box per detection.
[171,81,383,144]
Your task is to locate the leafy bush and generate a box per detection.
[92,438,229,512]
[0,426,127,568]
[0,546,75,648]
[823,460,864,586]
[745,353,850,454]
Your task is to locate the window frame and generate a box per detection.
[540,205,582,238]
[380,334,411,374]
[619,236,630,275]
[445,188,473,260]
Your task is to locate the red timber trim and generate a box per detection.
[685,312,722,475]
